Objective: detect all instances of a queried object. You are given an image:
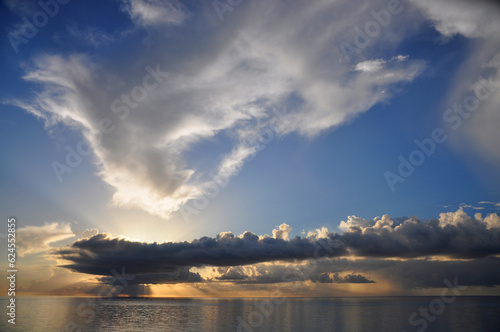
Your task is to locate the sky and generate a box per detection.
[0,0,500,298]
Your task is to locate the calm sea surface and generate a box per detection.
[0,296,499,331]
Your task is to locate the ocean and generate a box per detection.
[1,296,499,331]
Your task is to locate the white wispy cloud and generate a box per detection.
[354,59,386,72]
[391,55,409,61]
[13,1,430,219]
[409,0,500,38]
[66,24,116,47]
[121,0,189,26]
[460,203,485,210]
[3,0,38,16]
[478,201,500,209]
[17,222,75,257]
[410,0,500,168]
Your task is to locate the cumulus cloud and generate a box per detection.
[55,210,500,287]
[215,254,500,290]
[272,223,292,240]
[81,228,99,238]
[391,55,409,61]
[17,222,75,257]
[214,266,375,285]
[338,209,500,258]
[354,59,386,72]
[439,207,500,229]
[339,215,381,232]
[307,227,330,240]
[215,266,248,281]
[55,223,344,284]
[13,0,426,219]
[214,265,290,284]
[339,214,397,232]
[337,273,375,283]
[311,273,375,284]
[484,214,500,229]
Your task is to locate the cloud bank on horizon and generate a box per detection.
[11,0,500,220]
[46,208,500,294]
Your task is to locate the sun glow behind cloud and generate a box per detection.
[2,0,500,301]
[3,206,500,297]
[13,208,493,297]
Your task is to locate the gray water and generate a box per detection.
[0,296,499,331]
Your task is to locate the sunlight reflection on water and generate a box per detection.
[1,296,499,331]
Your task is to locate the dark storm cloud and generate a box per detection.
[215,267,375,285]
[213,256,500,289]
[334,212,500,258]
[334,273,375,284]
[310,256,500,289]
[55,228,344,284]
[99,267,203,285]
[374,257,500,288]
[215,267,248,281]
[57,231,343,270]
[55,211,500,286]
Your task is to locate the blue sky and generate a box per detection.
[1,0,500,297]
